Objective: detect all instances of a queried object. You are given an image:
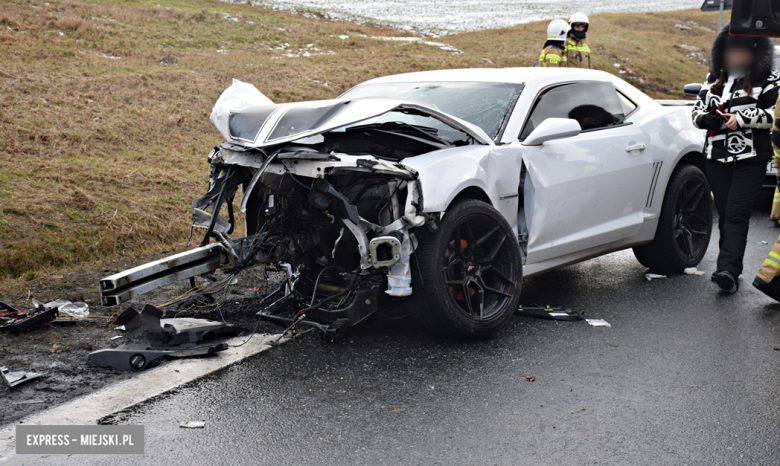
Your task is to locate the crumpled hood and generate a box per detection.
[210,79,493,148]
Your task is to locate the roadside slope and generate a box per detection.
[0,0,723,289]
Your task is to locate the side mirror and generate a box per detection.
[522,118,582,146]
[683,83,702,98]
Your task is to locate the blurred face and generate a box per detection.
[724,46,754,70]
[573,24,586,32]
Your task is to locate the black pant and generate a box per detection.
[705,159,766,277]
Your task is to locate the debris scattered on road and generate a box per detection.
[0,301,58,334]
[1,366,43,388]
[88,304,243,371]
[586,319,611,328]
[180,421,206,429]
[45,299,89,318]
[524,376,536,382]
[607,341,619,347]
[516,305,582,321]
[774,347,779,351]
[761,241,770,245]
[645,273,667,281]
[684,268,705,276]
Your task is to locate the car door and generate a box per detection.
[520,81,655,264]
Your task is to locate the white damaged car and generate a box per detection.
[100,68,710,338]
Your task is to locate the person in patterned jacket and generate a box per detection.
[691,24,779,292]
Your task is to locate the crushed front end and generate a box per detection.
[99,79,493,335]
[196,142,427,334]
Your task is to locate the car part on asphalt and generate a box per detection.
[87,305,243,371]
[1,366,43,388]
[585,319,611,327]
[180,421,206,429]
[88,343,230,371]
[516,305,582,321]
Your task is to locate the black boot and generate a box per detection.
[715,270,738,292]
[753,276,780,302]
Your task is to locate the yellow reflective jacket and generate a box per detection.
[565,37,591,69]
[773,94,780,158]
[539,44,566,67]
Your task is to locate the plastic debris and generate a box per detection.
[684,268,706,276]
[761,241,770,245]
[88,304,243,371]
[59,301,89,318]
[180,421,206,429]
[45,299,89,318]
[517,305,581,321]
[1,367,43,388]
[645,273,667,281]
[586,319,611,327]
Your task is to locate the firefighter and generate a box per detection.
[538,19,569,67]
[566,12,592,69]
[772,151,780,225]
[754,99,780,301]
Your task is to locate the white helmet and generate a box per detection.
[546,19,570,42]
[569,12,589,32]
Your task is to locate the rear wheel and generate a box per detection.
[633,164,712,273]
[410,199,522,338]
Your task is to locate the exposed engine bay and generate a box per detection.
[193,142,428,333]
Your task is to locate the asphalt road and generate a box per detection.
[21,194,780,466]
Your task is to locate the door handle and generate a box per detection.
[626,143,646,152]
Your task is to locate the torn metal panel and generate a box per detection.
[1,367,43,388]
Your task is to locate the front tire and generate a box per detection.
[633,164,712,273]
[410,199,523,338]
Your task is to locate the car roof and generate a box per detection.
[360,67,621,86]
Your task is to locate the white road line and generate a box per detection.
[0,333,284,461]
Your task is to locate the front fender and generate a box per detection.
[401,145,523,230]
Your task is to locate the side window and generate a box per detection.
[519,82,627,140]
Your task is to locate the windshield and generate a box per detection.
[336,109,473,146]
[340,82,523,140]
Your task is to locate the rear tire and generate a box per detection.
[409,199,523,338]
[633,164,712,273]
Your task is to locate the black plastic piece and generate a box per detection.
[1,307,58,334]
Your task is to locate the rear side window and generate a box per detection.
[617,91,638,116]
[519,81,627,140]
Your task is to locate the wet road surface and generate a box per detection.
[23,195,780,465]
